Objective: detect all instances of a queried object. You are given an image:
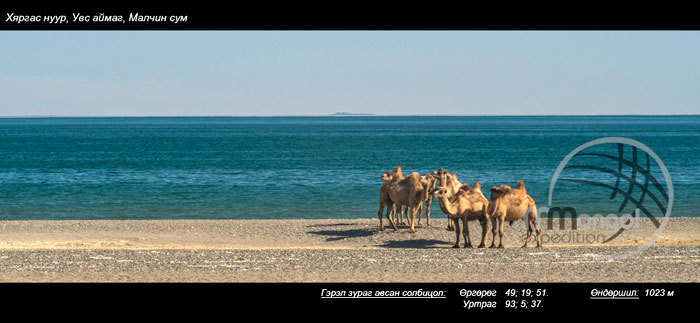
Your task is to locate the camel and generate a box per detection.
[395,172,438,227]
[487,180,542,248]
[377,170,399,231]
[431,182,490,248]
[415,173,438,227]
[435,168,468,231]
[387,172,429,233]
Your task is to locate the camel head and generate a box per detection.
[489,185,512,201]
[421,173,438,189]
[381,171,394,182]
[419,174,432,187]
[430,187,448,199]
[435,168,448,186]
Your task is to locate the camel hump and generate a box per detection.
[406,172,421,184]
[490,185,512,198]
[472,181,481,190]
[516,180,526,192]
[460,183,471,191]
[393,165,403,177]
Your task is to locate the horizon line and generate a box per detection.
[1,114,699,118]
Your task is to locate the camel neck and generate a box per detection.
[437,194,458,216]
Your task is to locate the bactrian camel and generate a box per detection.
[435,168,468,231]
[381,168,436,229]
[431,182,490,248]
[416,173,438,227]
[377,170,399,231]
[387,172,429,233]
[487,180,542,248]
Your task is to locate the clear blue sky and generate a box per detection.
[0,31,698,116]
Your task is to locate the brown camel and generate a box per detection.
[415,173,438,227]
[431,182,490,248]
[435,168,467,231]
[387,172,429,233]
[377,170,399,231]
[487,180,542,248]
[393,172,437,227]
[379,166,405,228]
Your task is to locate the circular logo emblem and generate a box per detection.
[548,137,673,260]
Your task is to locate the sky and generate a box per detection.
[0,31,698,116]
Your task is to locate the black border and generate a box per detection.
[1,282,697,316]
[1,4,698,317]
[1,4,699,30]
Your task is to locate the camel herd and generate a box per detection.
[378,166,542,248]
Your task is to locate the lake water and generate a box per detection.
[0,116,697,220]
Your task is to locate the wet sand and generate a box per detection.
[0,218,699,282]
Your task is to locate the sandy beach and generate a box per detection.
[0,217,699,282]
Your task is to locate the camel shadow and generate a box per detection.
[305,223,356,228]
[309,228,377,242]
[379,239,451,249]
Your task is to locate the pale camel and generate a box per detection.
[487,180,542,248]
[387,172,429,233]
[435,168,466,231]
[431,182,490,248]
[377,170,399,231]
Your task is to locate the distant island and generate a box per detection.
[331,112,375,116]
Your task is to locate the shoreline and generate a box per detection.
[2,218,699,250]
[1,218,699,282]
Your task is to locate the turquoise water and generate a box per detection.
[0,116,697,220]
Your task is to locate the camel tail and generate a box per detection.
[526,195,535,207]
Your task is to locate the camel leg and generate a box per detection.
[522,210,532,248]
[425,199,432,227]
[417,203,423,226]
[452,217,461,248]
[489,216,498,248]
[462,217,472,248]
[386,202,398,231]
[522,218,531,248]
[395,206,401,225]
[409,207,419,233]
[446,218,454,231]
[531,211,542,248]
[497,217,505,248]
[388,203,398,231]
[405,207,411,228]
[478,218,488,248]
[378,199,385,231]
